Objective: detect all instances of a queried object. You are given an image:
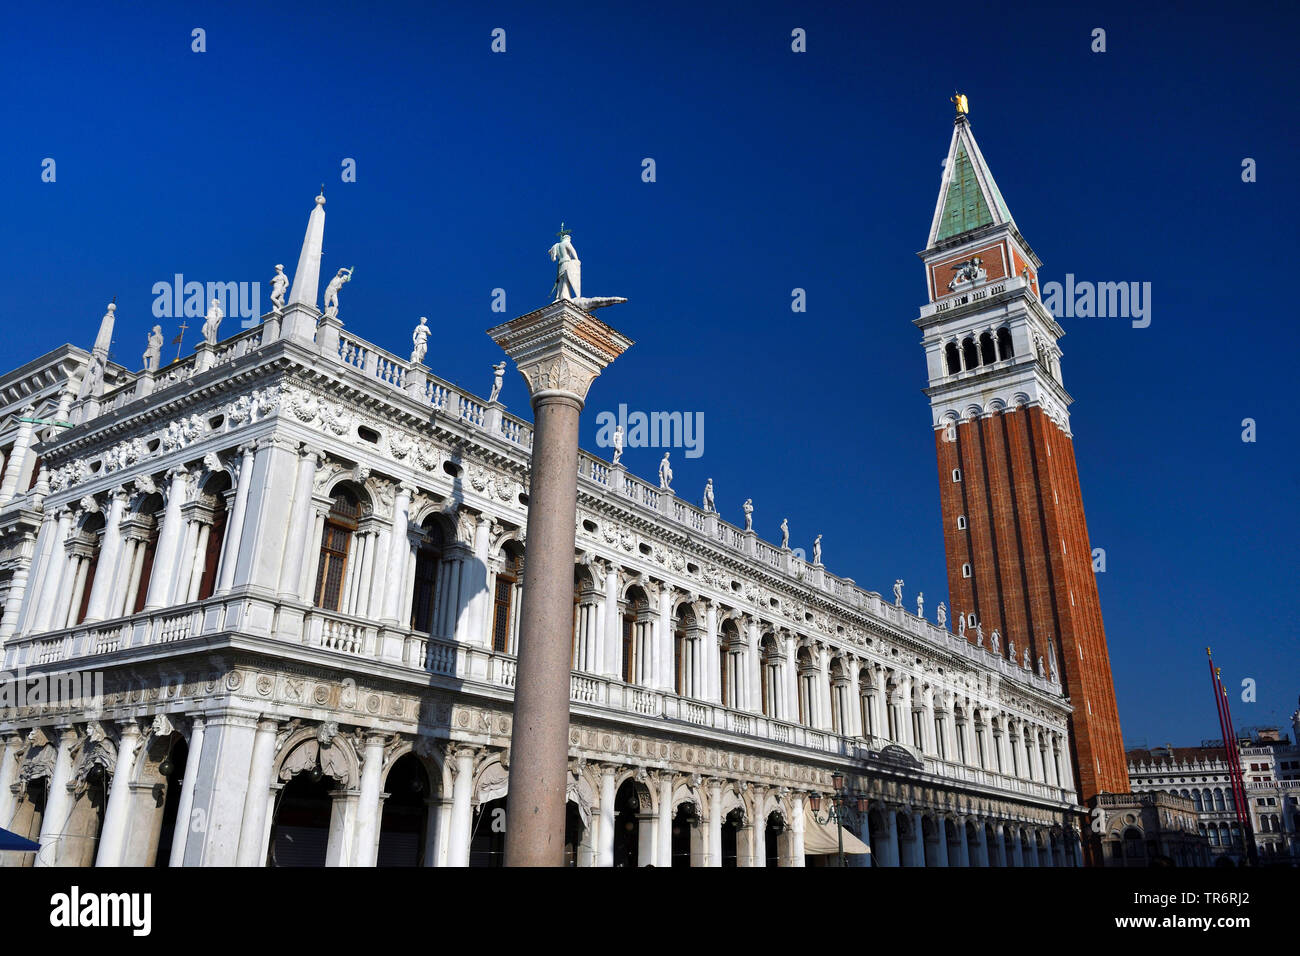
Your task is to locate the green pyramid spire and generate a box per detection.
[928,115,1015,248]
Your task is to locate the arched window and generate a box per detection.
[128,493,165,615]
[1214,788,1226,811]
[70,511,105,627]
[858,667,873,738]
[979,331,996,365]
[491,544,524,653]
[996,327,1013,360]
[720,620,741,709]
[961,337,978,370]
[761,634,783,718]
[410,519,444,633]
[673,605,695,697]
[196,472,232,602]
[945,342,961,375]
[621,586,651,686]
[314,488,360,611]
[796,647,815,726]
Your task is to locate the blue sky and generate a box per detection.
[3,1,1297,746]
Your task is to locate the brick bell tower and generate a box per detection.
[914,96,1129,804]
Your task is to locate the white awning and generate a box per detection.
[802,805,870,856]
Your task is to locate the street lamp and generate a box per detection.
[808,772,868,867]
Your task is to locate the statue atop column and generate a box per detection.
[323,266,353,319]
[916,591,924,618]
[812,534,822,565]
[1007,637,1015,660]
[1037,654,1045,677]
[658,452,673,491]
[742,498,753,531]
[202,299,223,345]
[780,518,789,549]
[957,611,966,638]
[548,223,626,312]
[936,601,947,628]
[270,264,289,310]
[489,361,506,403]
[703,478,715,513]
[410,317,429,365]
[611,425,624,465]
[893,579,903,607]
[1022,647,1030,669]
[143,325,164,372]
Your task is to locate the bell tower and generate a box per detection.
[914,98,1129,802]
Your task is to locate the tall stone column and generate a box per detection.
[30,509,73,633]
[278,446,320,600]
[597,765,616,867]
[80,488,127,624]
[216,445,256,595]
[935,816,949,867]
[235,718,280,866]
[602,563,622,679]
[0,734,24,828]
[790,794,806,866]
[34,726,78,867]
[708,779,723,867]
[703,603,720,703]
[884,809,900,866]
[751,805,767,867]
[657,774,673,866]
[0,412,35,506]
[912,811,926,866]
[446,748,475,867]
[95,721,142,866]
[488,299,631,867]
[144,468,192,610]
[380,484,415,623]
[352,732,387,866]
[169,717,205,866]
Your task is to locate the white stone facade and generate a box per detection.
[0,206,1081,868]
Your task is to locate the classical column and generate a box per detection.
[708,779,723,867]
[34,727,78,867]
[1011,827,1024,867]
[144,469,191,610]
[783,635,799,722]
[446,748,475,867]
[461,514,493,645]
[11,510,56,636]
[278,446,320,600]
[657,775,672,866]
[703,603,720,703]
[602,563,621,679]
[815,646,831,729]
[0,734,24,828]
[790,794,806,866]
[0,411,35,505]
[751,803,767,867]
[597,765,616,867]
[216,445,256,595]
[353,733,386,866]
[745,618,763,712]
[975,821,990,866]
[656,585,673,691]
[80,488,127,623]
[957,821,971,867]
[911,810,925,866]
[30,509,74,633]
[489,297,631,867]
[235,718,280,866]
[169,717,205,866]
[935,816,949,867]
[95,721,142,866]
[0,545,33,641]
[884,809,900,866]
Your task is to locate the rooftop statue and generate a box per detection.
[489,361,506,403]
[936,601,947,628]
[611,425,624,465]
[893,579,903,607]
[270,264,288,310]
[742,498,753,531]
[780,518,789,549]
[658,452,673,492]
[143,325,164,372]
[202,299,223,345]
[323,267,353,319]
[411,317,429,365]
[812,534,822,565]
[703,478,715,513]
